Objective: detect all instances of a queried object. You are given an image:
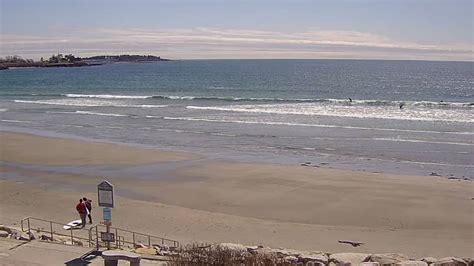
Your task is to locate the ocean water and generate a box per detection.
[0,60,473,178]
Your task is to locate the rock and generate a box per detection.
[306,262,325,266]
[19,232,35,241]
[0,226,14,234]
[369,253,410,265]
[246,246,260,253]
[154,244,169,251]
[462,258,472,266]
[331,253,370,265]
[362,263,381,266]
[434,257,468,266]
[298,252,328,264]
[215,243,248,253]
[274,248,303,257]
[135,247,158,255]
[0,231,9,238]
[421,257,438,264]
[159,250,179,257]
[251,247,274,256]
[283,255,299,263]
[135,243,147,249]
[396,261,428,266]
[39,234,53,241]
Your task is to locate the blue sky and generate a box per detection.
[1,0,472,60]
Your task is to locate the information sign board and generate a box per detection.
[98,181,114,208]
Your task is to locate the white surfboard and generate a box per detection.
[63,219,83,230]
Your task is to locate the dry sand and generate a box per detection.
[0,131,472,257]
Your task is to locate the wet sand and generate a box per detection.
[0,131,472,257]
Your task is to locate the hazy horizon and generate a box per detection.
[1,0,472,61]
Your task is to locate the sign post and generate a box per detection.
[98,181,114,250]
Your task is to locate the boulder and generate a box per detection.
[135,247,158,255]
[0,226,14,234]
[154,244,169,251]
[0,231,9,238]
[283,255,298,263]
[462,258,472,266]
[134,243,148,249]
[274,248,304,257]
[215,243,248,253]
[39,234,53,241]
[251,247,274,256]
[421,257,438,265]
[246,246,260,253]
[433,257,468,266]
[331,253,370,265]
[298,253,329,264]
[19,232,35,241]
[369,253,410,265]
[306,262,325,266]
[396,261,428,266]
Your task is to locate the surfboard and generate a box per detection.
[63,219,83,230]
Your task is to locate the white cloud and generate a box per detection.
[0,27,472,61]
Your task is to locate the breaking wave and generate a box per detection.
[186,103,473,123]
[162,116,474,135]
[14,99,167,108]
[61,94,473,108]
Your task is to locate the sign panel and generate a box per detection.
[98,181,114,208]
[101,221,112,226]
[101,232,115,242]
[103,207,112,221]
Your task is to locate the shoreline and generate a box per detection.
[3,126,470,180]
[0,131,473,257]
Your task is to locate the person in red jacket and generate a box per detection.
[76,199,87,228]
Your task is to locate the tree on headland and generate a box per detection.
[47,53,81,63]
[0,55,34,64]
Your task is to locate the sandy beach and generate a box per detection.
[0,131,472,257]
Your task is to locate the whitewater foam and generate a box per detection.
[163,116,474,135]
[186,103,474,123]
[0,119,32,123]
[373,137,473,146]
[14,99,167,108]
[65,94,149,99]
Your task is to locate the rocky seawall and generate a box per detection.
[1,224,470,266]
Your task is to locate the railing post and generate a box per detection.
[70,228,74,245]
[132,232,135,248]
[50,221,53,241]
[27,218,31,240]
[148,235,151,247]
[95,226,99,250]
[115,228,118,249]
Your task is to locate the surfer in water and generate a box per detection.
[348,98,352,103]
[399,103,405,109]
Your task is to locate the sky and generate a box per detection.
[0,0,472,61]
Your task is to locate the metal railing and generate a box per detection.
[20,217,180,251]
[20,217,93,247]
[89,224,180,250]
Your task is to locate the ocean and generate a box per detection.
[0,59,473,178]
